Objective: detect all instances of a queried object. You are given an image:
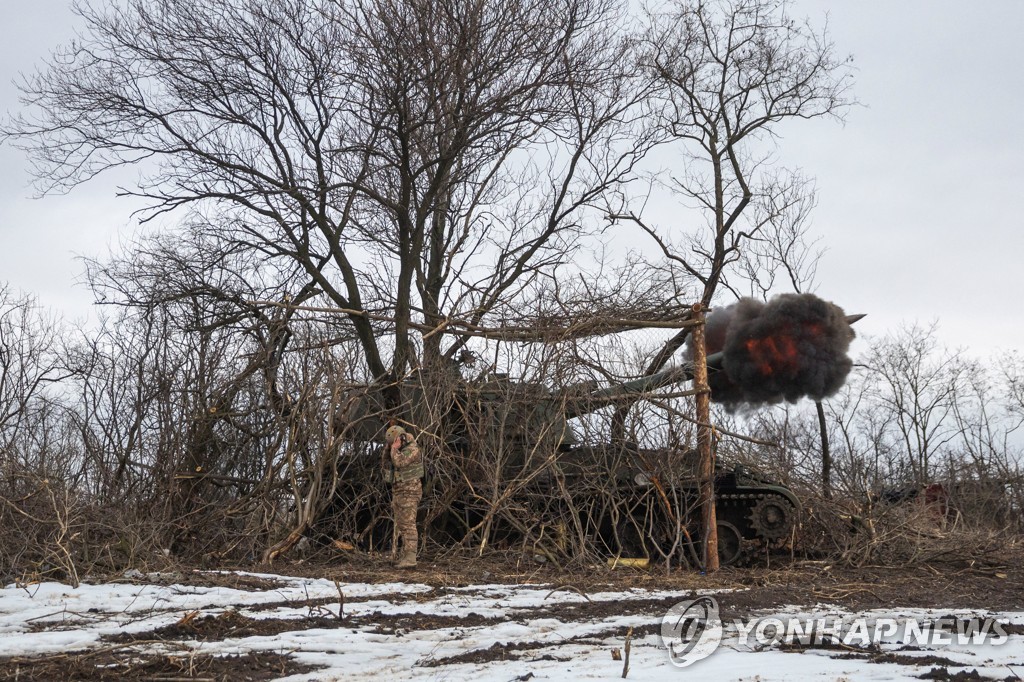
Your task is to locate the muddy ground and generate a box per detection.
[271,546,1024,612]
[3,549,1023,681]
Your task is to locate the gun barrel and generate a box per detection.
[564,352,725,418]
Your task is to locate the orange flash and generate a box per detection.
[745,334,800,376]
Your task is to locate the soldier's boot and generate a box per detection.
[395,545,417,569]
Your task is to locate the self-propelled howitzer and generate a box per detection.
[335,355,786,566]
[333,304,863,565]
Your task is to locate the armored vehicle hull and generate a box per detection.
[550,446,798,566]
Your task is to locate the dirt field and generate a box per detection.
[3,551,1023,681]
[275,547,1024,612]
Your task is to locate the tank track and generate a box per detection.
[715,491,797,566]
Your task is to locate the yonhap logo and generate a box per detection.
[660,597,1009,667]
[660,596,723,667]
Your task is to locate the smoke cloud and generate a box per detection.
[691,294,857,408]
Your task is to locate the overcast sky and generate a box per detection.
[2,1,1022,358]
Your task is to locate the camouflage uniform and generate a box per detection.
[384,425,423,568]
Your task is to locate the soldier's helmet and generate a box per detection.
[384,425,406,443]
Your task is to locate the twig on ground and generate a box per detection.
[622,626,632,678]
[544,584,591,602]
[334,578,345,621]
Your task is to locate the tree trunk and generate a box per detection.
[816,400,832,500]
[691,304,718,572]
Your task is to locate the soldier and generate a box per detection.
[383,424,424,568]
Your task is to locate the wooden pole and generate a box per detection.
[691,303,718,572]
[816,400,833,500]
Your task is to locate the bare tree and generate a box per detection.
[5,0,652,384]
[612,0,853,369]
[0,285,69,454]
[866,323,969,484]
